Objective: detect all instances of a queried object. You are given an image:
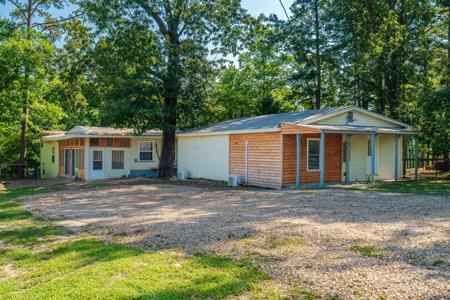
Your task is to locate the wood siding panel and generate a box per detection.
[229,132,282,189]
[282,133,342,184]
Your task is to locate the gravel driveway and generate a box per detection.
[23,182,449,299]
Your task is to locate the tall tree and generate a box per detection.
[0,0,65,177]
[79,0,247,178]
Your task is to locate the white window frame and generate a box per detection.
[138,141,154,162]
[307,138,321,172]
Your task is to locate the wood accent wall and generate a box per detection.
[59,138,86,179]
[89,138,130,147]
[282,133,342,184]
[229,132,282,189]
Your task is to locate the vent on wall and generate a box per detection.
[346,111,354,123]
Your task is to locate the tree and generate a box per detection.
[0,31,65,171]
[78,0,248,178]
[0,0,65,177]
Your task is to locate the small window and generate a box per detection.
[367,137,372,156]
[307,139,320,171]
[106,138,113,147]
[93,150,103,170]
[51,147,55,163]
[112,150,124,169]
[347,111,354,123]
[139,141,153,161]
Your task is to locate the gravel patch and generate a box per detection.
[23,182,450,299]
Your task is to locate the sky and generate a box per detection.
[0,0,294,20]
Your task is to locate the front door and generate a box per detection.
[91,150,104,179]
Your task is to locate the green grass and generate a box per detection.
[350,245,385,258]
[346,181,450,194]
[0,187,272,299]
[264,237,305,249]
[432,258,450,267]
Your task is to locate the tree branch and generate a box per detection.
[136,2,168,36]
[6,0,28,22]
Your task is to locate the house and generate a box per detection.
[177,106,417,188]
[40,126,166,180]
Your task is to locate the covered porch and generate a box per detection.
[280,123,418,188]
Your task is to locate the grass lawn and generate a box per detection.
[0,187,277,300]
[346,181,450,194]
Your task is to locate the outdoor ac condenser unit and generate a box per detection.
[228,175,241,187]
[177,170,189,180]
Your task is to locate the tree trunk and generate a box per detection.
[314,0,321,109]
[17,0,33,178]
[158,27,180,179]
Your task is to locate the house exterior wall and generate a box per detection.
[40,141,59,178]
[341,134,403,182]
[315,110,399,128]
[282,133,342,185]
[348,135,368,182]
[177,135,229,181]
[85,137,163,180]
[376,134,403,180]
[229,132,282,189]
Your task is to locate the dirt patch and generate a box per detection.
[22,182,450,299]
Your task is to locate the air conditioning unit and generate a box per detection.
[228,175,241,187]
[177,170,189,180]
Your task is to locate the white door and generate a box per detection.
[91,150,104,179]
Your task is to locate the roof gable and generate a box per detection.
[303,107,410,128]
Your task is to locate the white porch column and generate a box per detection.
[345,134,351,184]
[370,133,377,184]
[296,134,302,188]
[319,130,325,188]
[394,134,400,181]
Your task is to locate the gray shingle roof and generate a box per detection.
[67,126,162,136]
[181,107,348,134]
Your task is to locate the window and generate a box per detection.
[367,137,372,156]
[307,139,320,171]
[139,141,153,161]
[93,150,103,170]
[51,147,55,163]
[106,138,113,147]
[112,150,124,169]
[346,111,354,123]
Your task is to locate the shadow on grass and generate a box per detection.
[0,187,269,300]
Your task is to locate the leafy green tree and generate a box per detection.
[0,32,65,171]
[0,0,66,177]
[78,0,248,178]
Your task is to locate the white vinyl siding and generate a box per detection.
[40,141,59,178]
[348,135,368,182]
[177,135,229,181]
[315,110,399,128]
[376,134,403,180]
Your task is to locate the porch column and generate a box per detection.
[320,130,325,188]
[345,134,351,184]
[370,133,377,184]
[296,134,302,188]
[394,134,400,181]
[414,135,419,181]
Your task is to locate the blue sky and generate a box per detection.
[1,0,293,20]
